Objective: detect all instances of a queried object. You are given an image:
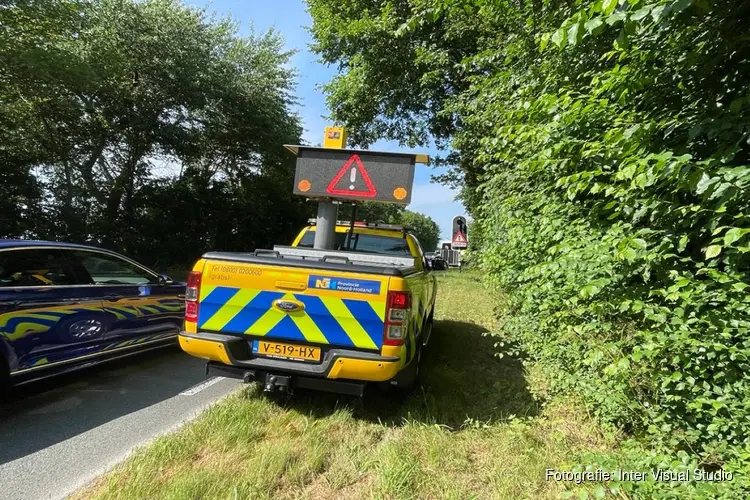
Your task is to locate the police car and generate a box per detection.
[0,240,185,398]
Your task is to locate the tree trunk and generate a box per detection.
[101,142,145,247]
[78,137,108,205]
[61,162,76,240]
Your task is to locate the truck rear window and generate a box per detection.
[297,230,411,256]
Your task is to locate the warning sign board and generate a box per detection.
[287,146,421,204]
[452,216,468,248]
[326,154,377,197]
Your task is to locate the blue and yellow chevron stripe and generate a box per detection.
[0,298,184,341]
[0,306,104,341]
[198,286,386,350]
[19,331,177,371]
[103,297,183,319]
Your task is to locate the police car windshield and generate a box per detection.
[298,230,411,256]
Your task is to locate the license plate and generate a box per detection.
[252,340,321,362]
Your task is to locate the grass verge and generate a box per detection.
[72,270,615,500]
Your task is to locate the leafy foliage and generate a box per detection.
[0,0,311,268]
[400,210,441,251]
[309,0,750,495]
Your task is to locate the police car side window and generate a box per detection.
[0,248,78,287]
[68,250,157,285]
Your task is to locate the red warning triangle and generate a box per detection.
[453,231,467,244]
[326,154,377,198]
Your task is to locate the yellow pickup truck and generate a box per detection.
[178,221,437,396]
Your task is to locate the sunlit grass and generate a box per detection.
[72,270,613,500]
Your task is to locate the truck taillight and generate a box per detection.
[388,291,411,309]
[185,271,202,322]
[384,291,411,346]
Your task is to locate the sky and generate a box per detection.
[188,0,466,243]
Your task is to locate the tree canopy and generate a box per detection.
[309,0,750,495]
[1,0,311,269]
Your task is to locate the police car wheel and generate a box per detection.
[0,354,11,402]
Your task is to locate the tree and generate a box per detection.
[308,0,750,491]
[1,0,309,267]
[352,201,404,224]
[0,0,85,239]
[400,210,440,251]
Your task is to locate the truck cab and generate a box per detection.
[294,221,426,260]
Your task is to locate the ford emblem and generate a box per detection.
[274,300,304,313]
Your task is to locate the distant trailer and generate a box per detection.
[438,247,461,267]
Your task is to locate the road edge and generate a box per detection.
[62,381,244,500]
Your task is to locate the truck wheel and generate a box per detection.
[422,309,434,347]
[394,342,422,394]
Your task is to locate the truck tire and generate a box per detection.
[422,308,435,347]
[396,306,434,393]
[401,342,422,392]
[388,340,421,395]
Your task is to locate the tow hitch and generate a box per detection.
[205,362,366,397]
[263,373,293,394]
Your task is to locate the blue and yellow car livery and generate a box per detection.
[0,239,185,394]
[179,223,437,396]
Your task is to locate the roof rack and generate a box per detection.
[306,219,406,232]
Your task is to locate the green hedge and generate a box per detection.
[464,0,750,495]
[307,0,750,495]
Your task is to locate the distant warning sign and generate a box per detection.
[288,146,420,204]
[452,216,468,248]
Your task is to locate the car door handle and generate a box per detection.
[103,294,122,302]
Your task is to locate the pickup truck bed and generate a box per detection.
[203,246,420,275]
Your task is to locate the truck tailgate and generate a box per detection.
[196,260,389,351]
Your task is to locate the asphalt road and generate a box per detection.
[0,345,242,500]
